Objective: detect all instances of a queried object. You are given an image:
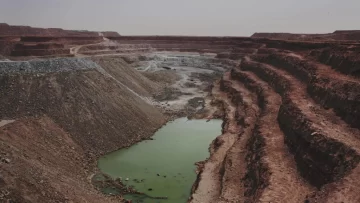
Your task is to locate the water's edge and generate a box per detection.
[97,118,222,202]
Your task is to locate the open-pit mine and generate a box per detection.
[1,23,360,203]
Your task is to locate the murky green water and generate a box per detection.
[98,118,222,203]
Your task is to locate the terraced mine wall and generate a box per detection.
[105,36,357,57]
[261,39,332,52]
[0,24,119,57]
[220,73,268,200]
[255,54,360,129]
[19,36,103,43]
[252,31,360,41]
[11,48,70,56]
[2,36,103,57]
[0,37,19,56]
[101,36,265,56]
[0,41,16,56]
[239,60,360,187]
[199,50,360,202]
[189,34,360,202]
[108,36,248,41]
[14,43,65,50]
[310,48,360,77]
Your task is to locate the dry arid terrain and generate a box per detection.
[1,23,360,203]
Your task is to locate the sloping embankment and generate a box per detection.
[0,56,166,202]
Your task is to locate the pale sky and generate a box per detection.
[1,0,359,36]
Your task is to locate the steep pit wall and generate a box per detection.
[101,31,121,38]
[14,43,65,50]
[330,31,360,41]
[218,80,245,126]
[255,54,360,129]
[216,48,256,60]
[78,44,152,55]
[226,70,270,200]
[251,31,360,41]
[11,48,70,56]
[19,36,102,43]
[309,77,360,129]
[11,42,67,57]
[107,36,263,54]
[108,36,249,41]
[260,39,331,52]
[277,100,360,187]
[79,45,120,51]
[239,61,360,187]
[310,49,360,77]
[0,36,104,57]
[0,40,17,56]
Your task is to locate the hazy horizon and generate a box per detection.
[1,0,359,36]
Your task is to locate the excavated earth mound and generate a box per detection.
[0,116,118,203]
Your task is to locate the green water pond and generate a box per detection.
[98,118,222,203]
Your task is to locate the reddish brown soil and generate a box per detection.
[188,36,360,202]
[0,116,119,203]
[0,24,120,57]
[0,69,166,157]
[309,46,360,77]
[0,59,167,202]
[251,30,360,41]
[1,23,360,203]
[254,53,360,129]
[0,23,119,37]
